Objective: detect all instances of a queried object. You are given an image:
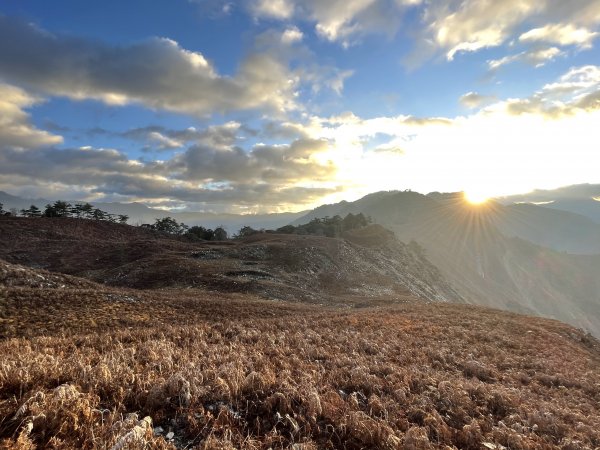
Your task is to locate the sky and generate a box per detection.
[0,0,599,213]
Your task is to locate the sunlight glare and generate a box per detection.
[464,191,489,205]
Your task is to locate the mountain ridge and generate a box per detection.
[0,190,307,231]
[294,190,600,336]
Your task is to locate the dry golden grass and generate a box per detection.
[1,218,600,448]
[1,276,599,448]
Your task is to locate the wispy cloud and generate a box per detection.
[249,0,420,46]
[459,92,497,109]
[406,0,600,66]
[488,47,564,71]
[519,23,598,49]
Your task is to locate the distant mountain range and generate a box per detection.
[0,190,307,232]
[499,183,600,223]
[293,190,600,335]
[3,185,600,334]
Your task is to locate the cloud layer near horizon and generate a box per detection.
[1,1,600,212]
[2,62,600,210]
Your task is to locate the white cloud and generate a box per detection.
[275,65,600,202]
[459,92,496,109]
[252,26,355,95]
[488,47,564,70]
[425,0,542,61]
[0,83,62,149]
[147,132,184,149]
[502,65,600,117]
[251,0,295,19]
[0,116,341,212]
[211,0,600,59]
[251,0,419,46]
[281,26,304,44]
[0,17,299,116]
[520,24,599,48]
[405,0,600,66]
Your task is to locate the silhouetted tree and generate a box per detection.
[0,203,4,215]
[44,203,58,217]
[213,226,228,241]
[44,200,71,217]
[91,208,106,221]
[70,203,85,218]
[236,225,260,238]
[117,214,129,224]
[276,225,296,234]
[21,205,42,217]
[152,217,188,235]
[187,225,215,240]
[275,213,371,237]
[80,203,94,219]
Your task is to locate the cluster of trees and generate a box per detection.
[237,213,372,238]
[187,224,228,241]
[2,200,371,241]
[0,203,18,217]
[278,213,371,237]
[142,217,229,241]
[2,200,129,223]
[143,213,371,241]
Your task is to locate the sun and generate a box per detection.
[464,191,490,205]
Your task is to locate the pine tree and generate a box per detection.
[80,203,94,219]
[52,200,72,217]
[213,226,228,241]
[21,205,42,217]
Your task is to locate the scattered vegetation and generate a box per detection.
[0,217,461,303]
[10,200,129,224]
[1,262,599,448]
[3,199,372,242]
[276,213,371,238]
[236,213,372,239]
[1,214,599,449]
[142,216,189,235]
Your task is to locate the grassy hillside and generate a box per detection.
[2,217,600,448]
[0,217,462,305]
[1,260,599,449]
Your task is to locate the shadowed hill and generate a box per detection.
[492,203,600,254]
[499,183,600,223]
[295,191,600,336]
[0,217,463,305]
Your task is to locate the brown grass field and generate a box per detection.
[1,219,600,449]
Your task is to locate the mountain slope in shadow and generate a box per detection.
[295,191,600,335]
